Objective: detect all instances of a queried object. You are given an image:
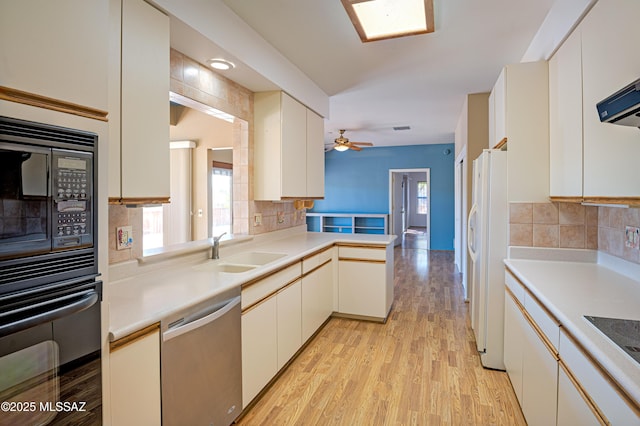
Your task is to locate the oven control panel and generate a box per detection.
[52,150,93,249]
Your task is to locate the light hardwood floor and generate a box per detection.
[237,238,525,425]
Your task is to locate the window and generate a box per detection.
[143,205,164,250]
[416,181,428,214]
[211,162,232,236]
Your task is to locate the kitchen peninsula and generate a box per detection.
[108,228,395,422]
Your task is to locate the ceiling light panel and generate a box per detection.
[342,0,434,42]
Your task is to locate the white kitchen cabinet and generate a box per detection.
[337,245,393,320]
[301,250,333,342]
[276,279,302,370]
[557,363,603,426]
[504,271,559,425]
[254,91,325,200]
[520,307,558,426]
[306,108,325,198]
[241,295,278,408]
[503,291,525,405]
[489,61,549,202]
[580,0,640,201]
[109,325,161,425]
[241,262,302,407]
[549,28,583,200]
[108,0,170,204]
[559,329,638,424]
[0,0,108,116]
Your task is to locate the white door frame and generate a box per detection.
[388,168,430,249]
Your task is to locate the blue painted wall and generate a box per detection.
[311,144,455,250]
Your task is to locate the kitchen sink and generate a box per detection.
[194,262,257,274]
[225,251,287,266]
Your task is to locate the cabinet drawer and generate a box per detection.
[524,292,560,352]
[241,263,301,309]
[559,329,639,424]
[302,247,332,274]
[505,270,525,305]
[338,246,386,261]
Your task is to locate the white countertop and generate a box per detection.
[108,231,395,341]
[504,250,640,405]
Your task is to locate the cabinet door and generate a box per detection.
[549,29,583,199]
[521,315,558,426]
[241,297,277,408]
[276,280,302,370]
[503,291,525,406]
[120,0,170,201]
[302,261,333,342]
[306,108,325,198]
[0,0,108,112]
[338,260,386,318]
[110,329,161,425]
[281,93,307,198]
[581,0,640,198]
[557,364,602,426]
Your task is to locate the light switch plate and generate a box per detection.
[116,226,133,250]
[625,226,640,250]
[254,213,262,227]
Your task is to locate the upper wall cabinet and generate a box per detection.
[254,91,325,200]
[580,0,640,202]
[0,0,108,119]
[108,0,170,204]
[549,28,583,201]
[489,61,549,202]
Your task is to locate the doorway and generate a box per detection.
[389,168,430,249]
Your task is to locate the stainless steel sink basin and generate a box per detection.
[194,262,257,274]
[225,251,287,266]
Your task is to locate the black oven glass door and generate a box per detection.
[0,143,51,260]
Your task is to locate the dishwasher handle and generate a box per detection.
[162,296,241,342]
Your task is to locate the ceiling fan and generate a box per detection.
[328,129,374,152]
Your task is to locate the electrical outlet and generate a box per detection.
[254,213,262,226]
[625,226,640,250]
[277,211,285,224]
[116,226,133,250]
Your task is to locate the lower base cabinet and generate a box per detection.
[503,293,525,404]
[276,280,302,370]
[557,363,602,426]
[241,296,278,408]
[337,245,393,320]
[109,326,161,425]
[301,260,333,342]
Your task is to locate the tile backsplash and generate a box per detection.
[509,202,640,264]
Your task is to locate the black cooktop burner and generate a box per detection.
[584,316,640,365]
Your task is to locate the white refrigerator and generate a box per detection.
[467,149,507,370]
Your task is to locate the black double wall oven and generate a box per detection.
[0,116,102,425]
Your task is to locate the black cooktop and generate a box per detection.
[584,316,640,365]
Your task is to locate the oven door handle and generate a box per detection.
[0,290,99,337]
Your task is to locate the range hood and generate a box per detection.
[596,78,640,128]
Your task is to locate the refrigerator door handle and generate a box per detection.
[467,203,478,262]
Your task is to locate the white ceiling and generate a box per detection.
[169,0,557,148]
[219,0,555,148]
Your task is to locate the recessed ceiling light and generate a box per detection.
[209,58,235,71]
[341,0,434,43]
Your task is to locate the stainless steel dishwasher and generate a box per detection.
[161,287,242,426]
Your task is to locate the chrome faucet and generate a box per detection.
[211,232,227,259]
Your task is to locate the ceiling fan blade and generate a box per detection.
[349,144,362,151]
[350,142,373,146]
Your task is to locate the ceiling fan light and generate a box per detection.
[334,144,349,152]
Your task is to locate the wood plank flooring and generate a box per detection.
[237,242,526,425]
